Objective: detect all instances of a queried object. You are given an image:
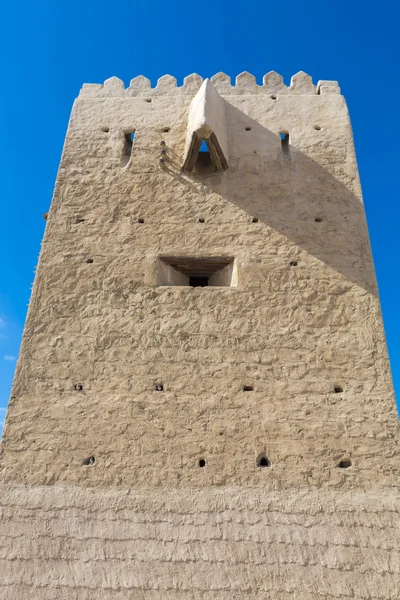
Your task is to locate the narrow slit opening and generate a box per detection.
[122,131,135,166]
[280,132,290,156]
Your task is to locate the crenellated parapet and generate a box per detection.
[79,71,341,98]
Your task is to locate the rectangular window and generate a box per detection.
[280,132,290,156]
[156,256,236,287]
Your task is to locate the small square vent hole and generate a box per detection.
[156,256,236,287]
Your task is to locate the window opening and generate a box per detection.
[122,131,135,166]
[194,139,212,172]
[337,459,352,469]
[156,256,235,287]
[198,459,206,468]
[280,132,290,156]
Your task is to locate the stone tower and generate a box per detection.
[0,71,399,599]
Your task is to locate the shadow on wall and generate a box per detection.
[163,102,377,296]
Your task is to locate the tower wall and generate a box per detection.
[0,71,398,599]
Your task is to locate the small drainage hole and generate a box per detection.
[83,456,95,466]
[245,127,251,131]
[155,384,164,391]
[337,459,352,469]
[289,261,298,267]
[315,217,323,223]
[243,385,253,392]
[138,217,144,224]
[86,258,94,264]
[162,127,170,132]
[334,386,343,393]
[74,383,83,391]
[145,98,152,103]
[258,456,270,468]
[198,459,206,468]
[314,125,322,131]
[198,217,205,223]
[102,127,109,133]
[252,217,259,223]
[271,95,277,100]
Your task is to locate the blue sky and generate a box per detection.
[0,0,399,433]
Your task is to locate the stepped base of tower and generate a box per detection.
[0,483,398,599]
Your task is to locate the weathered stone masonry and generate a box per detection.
[0,71,398,599]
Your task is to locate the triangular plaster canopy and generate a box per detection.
[182,79,228,172]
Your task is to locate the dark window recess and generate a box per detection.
[334,386,343,393]
[198,459,206,468]
[337,459,352,469]
[280,132,290,156]
[243,385,253,392]
[189,276,209,287]
[157,256,235,287]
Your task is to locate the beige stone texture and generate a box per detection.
[0,71,398,598]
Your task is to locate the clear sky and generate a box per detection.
[0,0,399,433]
